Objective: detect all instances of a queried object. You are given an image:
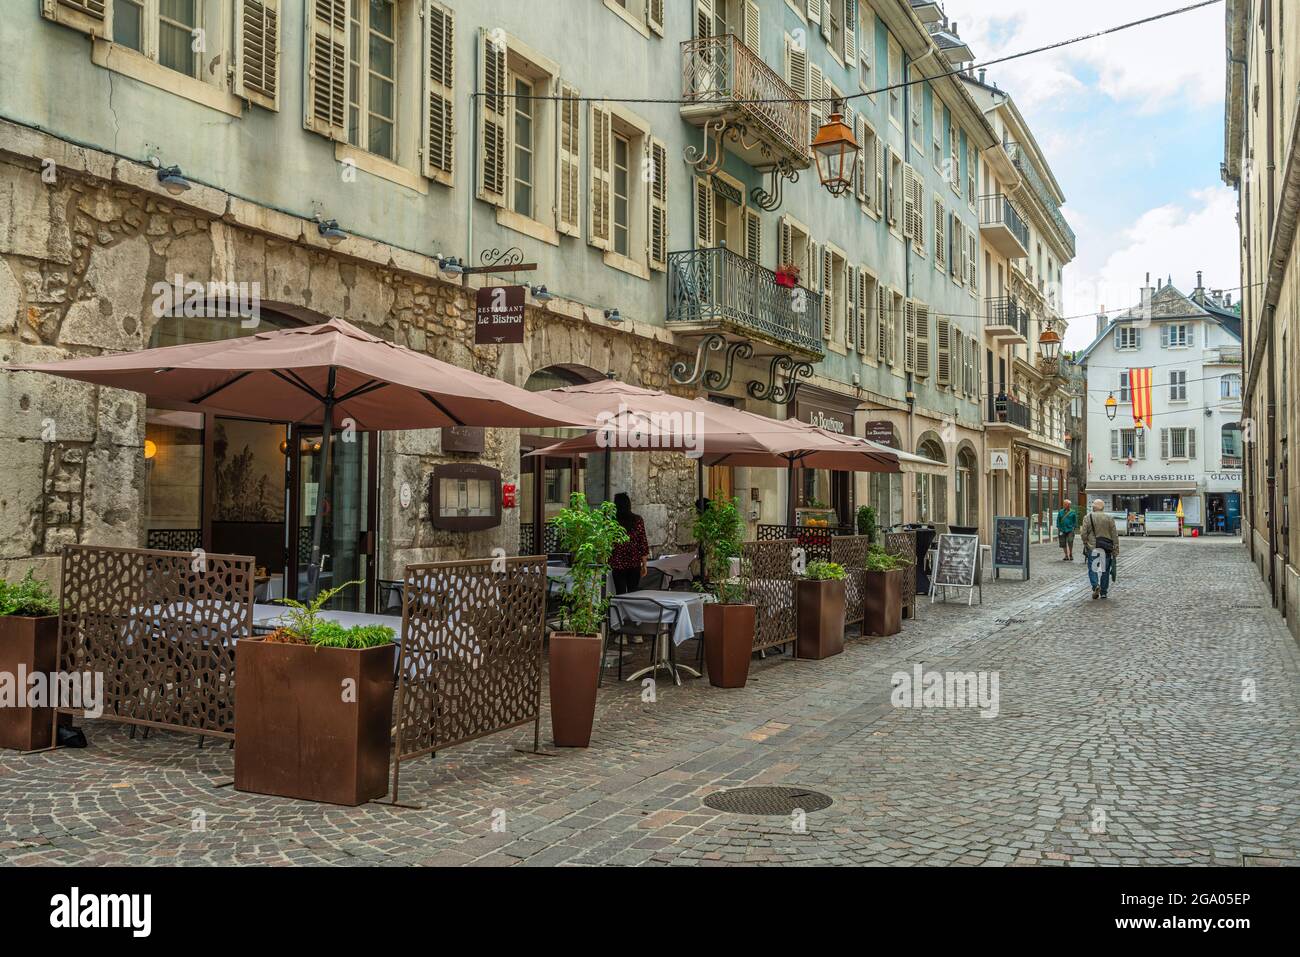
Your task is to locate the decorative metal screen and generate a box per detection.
[56,543,253,739]
[145,528,201,551]
[757,524,855,562]
[391,556,546,801]
[831,535,871,628]
[884,530,918,620]
[742,539,797,653]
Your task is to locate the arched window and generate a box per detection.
[916,436,948,524]
[955,446,978,527]
[1220,373,1242,400]
[1221,422,1243,468]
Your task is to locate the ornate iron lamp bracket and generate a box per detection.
[702,341,754,392]
[478,246,525,269]
[671,334,726,386]
[750,163,800,212]
[747,355,814,406]
[684,118,730,176]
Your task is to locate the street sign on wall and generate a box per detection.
[475,285,525,344]
[989,449,1010,471]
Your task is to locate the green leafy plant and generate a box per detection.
[804,560,845,581]
[865,543,912,573]
[693,497,747,605]
[856,505,878,543]
[551,492,628,635]
[270,582,395,648]
[0,570,60,617]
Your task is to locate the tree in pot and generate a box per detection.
[863,545,912,638]
[856,505,878,544]
[693,498,755,688]
[549,492,627,747]
[0,571,68,751]
[234,581,398,806]
[796,560,847,660]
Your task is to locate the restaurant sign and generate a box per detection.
[795,396,854,435]
[864,420,896,447]
[475,285,525,344]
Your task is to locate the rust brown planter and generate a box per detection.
[863,569,903,637]
[703,603,755,688]
[234,637,397,806]
[0,614,59,751]
[549,632,601,747]
[796,579,846,660]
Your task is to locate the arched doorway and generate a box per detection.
[915,433,948,525]
[520,365,604,554]
[954,444,978,529]
[143,308,379,611]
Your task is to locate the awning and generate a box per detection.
[1086,481,1199,494]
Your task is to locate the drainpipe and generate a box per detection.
[1264,1,1279,606]
[903,54,917,520]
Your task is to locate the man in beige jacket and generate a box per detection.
[1080,499,1119,599]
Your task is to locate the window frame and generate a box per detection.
[346,0,399,161]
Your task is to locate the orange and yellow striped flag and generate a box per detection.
[1130,367,1153,428]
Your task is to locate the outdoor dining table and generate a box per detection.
[609,589,710,686]
[646,552,696,587]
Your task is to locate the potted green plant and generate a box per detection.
[796,560,846,660]
[234,581,397,806]
[694,498,754,688]
[863,545,911,638]
[0,571,60,751]
[856,505,878,544]
[549,492,627,747]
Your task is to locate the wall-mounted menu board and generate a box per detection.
[993,516,1030,580]
[933,534,979,588]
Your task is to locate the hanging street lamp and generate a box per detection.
[811,102,860,197]
[1105,393,1118,421]
[1037,327,1062,362]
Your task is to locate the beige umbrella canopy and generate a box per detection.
[8,317,596,592]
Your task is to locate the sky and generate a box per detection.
[949,0,1237,350]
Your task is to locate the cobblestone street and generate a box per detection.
[1,539,1296,867]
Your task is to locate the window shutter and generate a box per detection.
[857,270,869,353]
[844,0,856,62]
[1111,430,1120,459]
[647,0,664,36]
[305,0,348,140]
[809,65,825,132]
[420,1,455,178]
[589,105,613,248]
[967,229,978,287]
[234,0,281,111]
[854,116,867,202]
[40,0,109,38]
[785,34,809,97]
[779,217,792,266]
[1160,324,1169,347]
[819,0,831,40]
[1160,428,1169,460]
[904,299,916,373]
[1138,430,1147,459]
[1134,328,1142,349]
[912,170,925,255]
[744,208,761,264]
[934,198,944,270]
[743,0,760,52]
[478,30,508,205]
[936,315,951,386]
[807,0,821,26]
[915,304,930,378]
[556,86,581,235]
[949,214,959,277]
[1188,428,1197,458]
[874,140,885,216]
[876,283,888,361]
[821,246,833,340]
[648,138,669,269]
[696,0,713,39]
[694,176,714,249]
[901,164,915,240]
[845,265,857,349]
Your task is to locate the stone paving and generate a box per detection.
[1,539,1297,866]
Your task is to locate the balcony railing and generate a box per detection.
[1205,346,1244,365]
[667,246,824,358]
[1005,141,1076,259]
[978,194,1030,257]
[987,394,1033,430]
[985,297,1029,339]
[681,34,811,166]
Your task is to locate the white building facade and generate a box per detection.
[1079,280,1244,534]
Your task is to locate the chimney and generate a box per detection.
[1192,270,1206,305]
[979,68,987,84]
[1097,306,1109,339]
[1141,273,1154,313]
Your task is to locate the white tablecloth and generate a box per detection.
[252,603,398,634]
[647,552,696,585]
[609,590,708,646]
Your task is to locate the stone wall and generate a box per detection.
[0,151,696,586]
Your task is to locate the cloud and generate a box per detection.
[1062,186,1240,349]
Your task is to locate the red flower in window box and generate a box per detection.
[775,263,801,289]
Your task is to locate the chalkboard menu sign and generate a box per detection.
[933,534,979,588]
[993,516,1030,580]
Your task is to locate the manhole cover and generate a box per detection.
[702,786,833,815]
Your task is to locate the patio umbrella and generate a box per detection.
[8,317,595,592]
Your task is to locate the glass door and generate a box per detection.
[293,426,372,610]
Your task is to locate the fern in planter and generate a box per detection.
[551,492,628,636]
[865,544,912,573]
[0,571,59,617]
[804,560,846,581]
[693,497,748,604]
[271,581,395,648]
[855,505,878,543]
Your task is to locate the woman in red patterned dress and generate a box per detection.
[610,492,649,594]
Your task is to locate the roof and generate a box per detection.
[1075,284,1244,363]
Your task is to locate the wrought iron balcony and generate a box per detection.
[667,246,825,359]
[680,34,811,170]
[1005,141,1076,259]
[978,194,1030,259]
[987,394,1033,430]
[984,297,1029,344]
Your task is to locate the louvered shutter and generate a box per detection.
[936,316,952,386]
[900,163,914,239]
[886,292,896,364]
[821,246,833,340]
[695,176,714,249]
[1160,324,1169,348]
[846,265,857,349]
[809,65,825,133]
[779,218,793,266]
[234,0,280,111]
[1160,428,1169,460]
[556,86,581,235]
[743,0,760,52]
[915,304,930,378]
[1111,430,1120,459]
[819,0,831,39]
[744,208,761,264]
[904,299,916,373]
[874,140,885,216]
[934,198,945,270]
[786,34,809,96]
[967,229,978,287]
[40,0,109,37]
[853,116,867,202]
[877,285,889,362]
[648,138,669,269]
[421,2,454,178]
[807,0,821,25]
[478,30,508,205]
[912,171,925,255]
[588,105,613,248]
[305,0,348,140]
[647,0,664,36]
[857,270,869,353]
[844,0,856,63]
[1138,430,1147,459]
[1188,428,1197,458]
[696,0,713,39]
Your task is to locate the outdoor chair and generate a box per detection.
[602,596,682,686]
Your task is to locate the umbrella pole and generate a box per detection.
[307,367,337,598]
[786,458,796,529]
